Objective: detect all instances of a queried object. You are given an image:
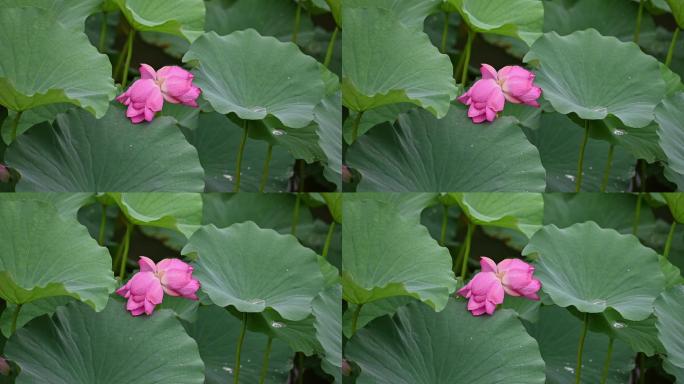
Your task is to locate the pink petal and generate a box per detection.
[138,256,157,272]
[139,64,157,80]
[480,257,498,273]
[480,64,498,80]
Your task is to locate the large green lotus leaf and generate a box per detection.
[656,93,684,188]
[0,297,73,338]
[522,222,666,321]
[1,104,72,145]
[0,200,116,310]
[544,0,656,42]
[666,0,684,27]
[445,193,543,238]
[342,104,415,145]
[346,300,546,384]
[663,193,684,222]
[5,301,204,384]
[526,305,634,384]
[587,309,664,357]
[182,113,292,192]
[0,193,94,220]
[248,118,325,164]
[201,193,313,235]
[347,106,546,192]
[0,0,102,30]
[342,297,416,338]
[344,192,438,224]
[111,193,202,238]
[342,198,457,310]
[343,0,442,30]
[321,193,342,223]
[524,113,635,192]
[585,117,665,164]
[315,91,342,189]
[184,305,292,384]
[312,285,342,382]
[341,7,457,118]
[245,309,319,356]
[523,29,666,128]
[447,0,543,45]
[183,222,325,321]
[183,30,325,128]
[655,285,684,375]
[114,0,205,41]
[5,107,205,192]
[0,7,116,117]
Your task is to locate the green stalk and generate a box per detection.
[322,222,336,259]
[233,312,247,384]
[575,120,590,192]
[291,192,302,236]
[98,12,108,52]
[460,28,476,85]
[459,222,475,281]
[233,120,250,192]
[292,1,302,44]
[664,221,677,259]
[258,144,273,192]
[600,144,615,192]
[10,304,22,335]
[440,12,450,53]
[10,110,23,142]
[575,313,589,384]
[351,303,364,335]
[323,26,339,69]
[118,222,133,280]
[440,205,449,246]
[351,111,365,143]
[665,27,680,68]
[120,29,136,88]
[633,193,643,236]
[113,30,130,80]
[599,337,614,384]
[639,354,646,384]
[296,353,305,384]
[258,336,273,384]
[634,0,645,44]
[98,204,107,246]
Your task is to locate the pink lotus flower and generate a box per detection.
[481,64,542,107]
[140,64,201,108]
[0,164,9,183]
[457,78,505,124]
[0,356,9,376]
[116,64,201,124]
[457,257,541,316]
[116,256,200,316]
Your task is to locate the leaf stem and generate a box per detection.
[600,144,615,192]
[292,1,302,44]
[575,120,589,192]
[10,303,22,335]
[665,27,680,68]
[258,336,273,384]
[664,221,677,259]
[460,222,475,281]
[10,110,23,142]
[351,111,365,143]
[633,193,643,236]
[291,192,302,236]
[113,30,130,80]
[440,205,449,246]
[323,26,339,68]
[634,0,645,44]
[120,29,136,88]
[233,312,247,384]
[322,221,336,259]
[575,312,589,384]
[351,303,364,335]
[98,204,107,246]
[118,222,133,280]
[599,337,614,384]
[99,12,108,52]
[258,144,273,192]
[440,12,450,54]
[460,28,476,85]
[233,120,250,192]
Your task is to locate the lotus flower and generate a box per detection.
[0,164,9,183]
[457,257,541,316]
[117,64,201,124]
[458,64,542,123]
[0,356,9,376]
[117,256,200,316]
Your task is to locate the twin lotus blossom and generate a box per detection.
[458,64,542,124]
[457,257,541,316]
[116,256,200,316]
[116,64,201,124]
[0,164,9,183]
